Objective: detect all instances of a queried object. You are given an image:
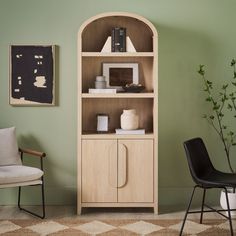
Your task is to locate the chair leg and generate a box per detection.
[17,183,45,219]
[41,181,45,218]
[200,188,206,224]
[179,186,197,236]
[224,187,234,236]
[18,187,21,209]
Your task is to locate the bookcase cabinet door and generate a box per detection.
[81,139,117,203]
[118,139,154,203]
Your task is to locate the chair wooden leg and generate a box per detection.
[200,188,206,224]
[179,186,197,236]
[224,187,234,236]
[17,183,45,219]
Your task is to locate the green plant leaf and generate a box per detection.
[228,104,233,110]
[222,84,228,90]
[213,105,220,110]
[198,65,205,75]
[209,115,214,120]
[207,80,212,85]
[231,59,236,66]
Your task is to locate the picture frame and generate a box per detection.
[9,45,56,106]
[102,63,139,91]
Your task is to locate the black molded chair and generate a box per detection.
[180,137,236,236]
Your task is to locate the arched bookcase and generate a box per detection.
[77,12,158,214]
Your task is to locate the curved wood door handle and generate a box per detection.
[118,143,127,188]
[108,142,117,188]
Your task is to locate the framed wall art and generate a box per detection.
[9,45,55,105]
[102,62,139,91]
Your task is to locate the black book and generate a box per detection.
[119,28,126,52]
[111,27,126,52]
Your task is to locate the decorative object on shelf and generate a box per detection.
[97,113,109,132]
[123,83,145,93]
[95,76,106,89]
[101,36,111,52]
[126,36,136,52]
[88,88,116,94]
[103,63,139,91]
[10,45,55,106]
[120,109,139,130]
[115,128,145,134]
[101,36,136,53]
[111,27,126,52]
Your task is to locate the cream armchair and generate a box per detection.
[0,127,46,218]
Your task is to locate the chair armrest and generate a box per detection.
[19,148,46,158]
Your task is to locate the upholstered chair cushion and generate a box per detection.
[0,127,21,166]
[0,165,43,184]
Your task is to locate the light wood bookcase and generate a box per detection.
[77,12,158,214]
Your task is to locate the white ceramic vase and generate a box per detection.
[220,189,236,218]
[120,109,139,130]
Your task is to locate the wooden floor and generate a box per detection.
[0,206,223,220]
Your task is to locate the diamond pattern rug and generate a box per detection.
[0,219,234,235]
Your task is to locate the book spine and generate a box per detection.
[111,27,126,52]
[111,28,115,52]
[112,28,121,52]
[119,28,126,52]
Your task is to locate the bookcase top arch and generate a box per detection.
[78,12,157,53]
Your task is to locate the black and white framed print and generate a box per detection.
[10,45,55,105]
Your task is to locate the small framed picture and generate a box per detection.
[97,113,109,132]
[103,63,139,91]
[9,45,56,106]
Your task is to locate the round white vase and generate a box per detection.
[120,109,139,130]
[220,189,236,218]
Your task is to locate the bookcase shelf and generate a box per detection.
[81,93,155,98]
[78,12,158,214]
[82,133,154,139]
[81,13,154,52]
[82,52,155,57]
[81,56,154,93]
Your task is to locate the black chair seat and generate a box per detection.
[180,137,236,236]
[199,170,236,188]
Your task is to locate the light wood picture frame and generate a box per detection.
[102,62,139,91]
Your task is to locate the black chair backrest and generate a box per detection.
[183,137,215,184]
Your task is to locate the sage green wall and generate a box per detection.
[1,0,236,210]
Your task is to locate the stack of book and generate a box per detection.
[115,129,145,135]
[111,27,126,52]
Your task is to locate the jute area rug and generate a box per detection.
[0,218,233,235]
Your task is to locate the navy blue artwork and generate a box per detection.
[10,45,55,105]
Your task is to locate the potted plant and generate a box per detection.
[197,59,236,216]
